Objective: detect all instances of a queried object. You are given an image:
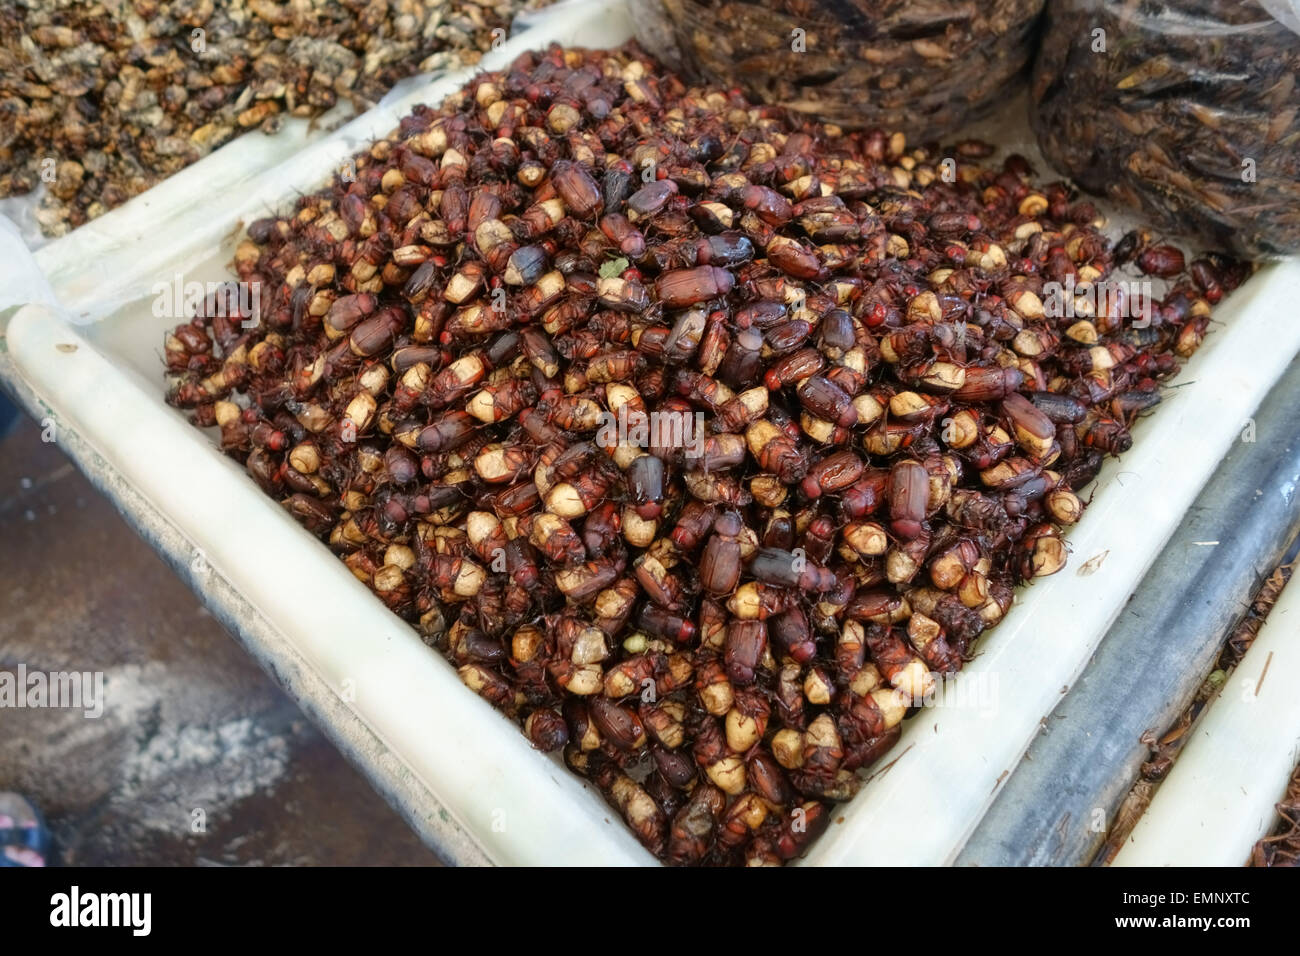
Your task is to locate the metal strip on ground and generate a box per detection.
[1113,569,1300,866]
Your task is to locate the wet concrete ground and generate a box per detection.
[0,413,438,865]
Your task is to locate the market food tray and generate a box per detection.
[3,0,1299,865]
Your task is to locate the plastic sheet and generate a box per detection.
[1031,0,1300,259]
[630,0,1044,140]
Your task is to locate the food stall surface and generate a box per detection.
[0,414,438,866]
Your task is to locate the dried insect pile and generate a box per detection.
[1032,0,1300,258]
[1252,758,1300,867]
[161,42,1246,865]
[632,0,1044,139]
[0,0,538,236]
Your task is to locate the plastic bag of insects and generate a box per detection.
[629,0,1045,141]
[1031,0,1300,259]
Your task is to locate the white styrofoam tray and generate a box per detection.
[4,0,1300,866]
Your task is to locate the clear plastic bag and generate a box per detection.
[630,0,1044,140]
[1031,0,1300,259]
